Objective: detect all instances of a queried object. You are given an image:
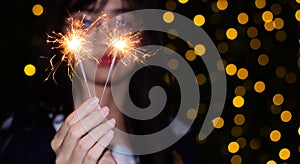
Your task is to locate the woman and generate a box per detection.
[0,0,201,163]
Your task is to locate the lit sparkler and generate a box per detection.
[98,19,149,105]
[46,13,107,98]
[46,13,151,103]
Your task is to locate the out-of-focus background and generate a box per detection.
[1,0,300,163]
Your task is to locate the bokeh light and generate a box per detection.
[254,81,266,93]
[279,148,290,160]
[280,110,292,123]
[228,141,240,153]
[237,13,249,25]
[273,94,284,106]
[255,0,266,9]
[163,11,174,23]
[32,4,43,16]
[193,15,205,26]
[212,117,225,129]
[233,96,245,108]
[226,28,238,40]
[24,64,36,76]
[194,44,206,56]
[226,64,237,76]
[270,130,281,142]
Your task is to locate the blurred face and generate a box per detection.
[71,0,133,85]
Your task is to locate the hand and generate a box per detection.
[51,97,116,164]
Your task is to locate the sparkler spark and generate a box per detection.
[46,13,107,82]
[98,18,152,105]
[46,12,153,102]
[46,13,108,97]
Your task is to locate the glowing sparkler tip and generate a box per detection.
[112,38,126,51]
[68,37,81,51]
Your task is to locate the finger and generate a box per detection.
[98,150,117,164]
[70,118,116,163]
[51,97,99,152]
[83,130,114,163]
[58,106,109,160]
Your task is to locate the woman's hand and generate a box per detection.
[51,97,116,164]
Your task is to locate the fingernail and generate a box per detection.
[89,97,99,105]
[101,106,109,116]
[107,118,116,127]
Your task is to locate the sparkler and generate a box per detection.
[98,19,147,106]
[46,14,107,98]
[47,12,151,103]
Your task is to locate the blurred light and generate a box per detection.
[270,130,281,142]
[266,160,277,164]
[226,28,238,40]
[164,43,176,54]
[295,10,300,21]
[250,38,261,50]
[275,66,287,78]
[236,137,247,149]
[167,28,178,40]
[163,11,174,23]
[280,110,292,123]
[285,72,297,84]
[216,0,228,11]
[212,117,224,129]
[273,94,284,106]
[254,81,266,93]
[273,18,284,30]
[237,13,249,25]
[217,42,229,54]
[271,104,282,115]
[298,127,300,136]
[226,64,237,76]
[255,0,266,9]
[234,114,245,125]
[168,58,179,70]
[185,50,196,61]
[164,73,174,85]
[264,21,275,31]
[228,141,240,153]
[250,138,261,150]
[194,44,206,56]
[24,64,36,76]
[233,96,244,108]
[193,15,205,27]
[196,74,206,85]
[235,86,246,96]
[231,155,242,164]
[262,11,273,23]
[217,59,227,71]
[231,126,243,137]
[178,0,188,4]
[247,26,258,38]
[237,68,249,80]
[32,4,43,16]
[186,108,198,120]
[275,30,287,42]
[211,2,220,13]
[279,148,290,160]
[271,3,282,15]
[166,0,177,11]
[258,54,269,66]
[198,103,207,114]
